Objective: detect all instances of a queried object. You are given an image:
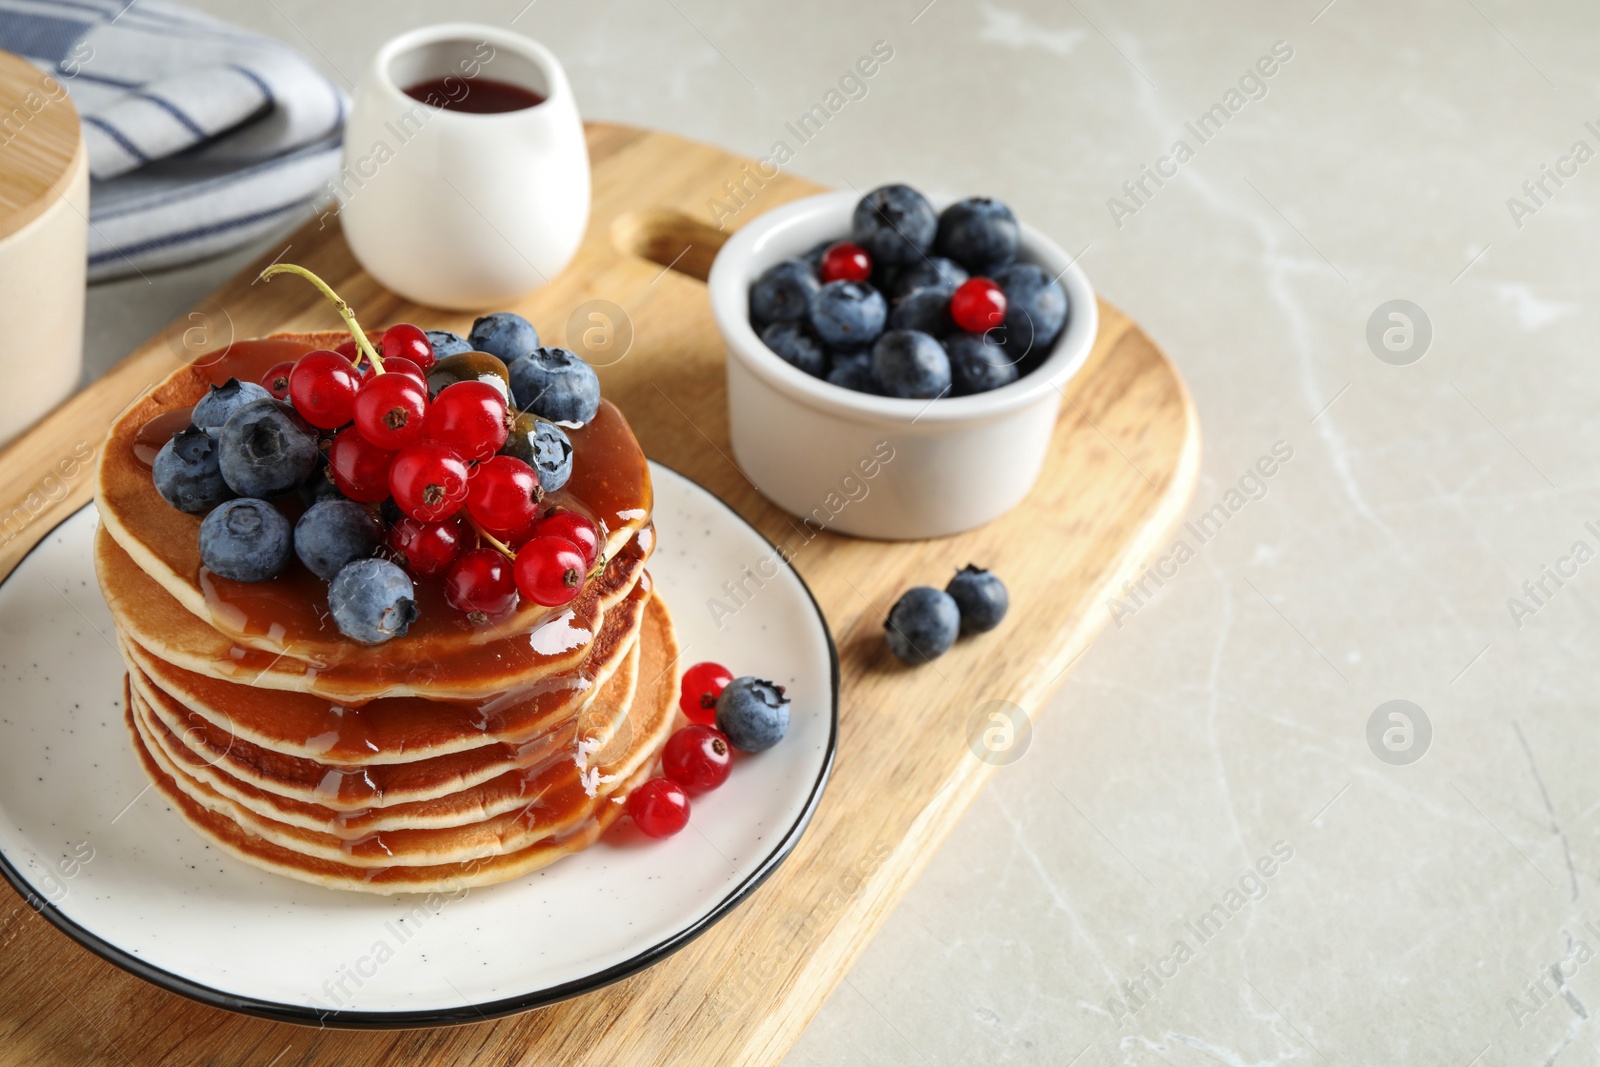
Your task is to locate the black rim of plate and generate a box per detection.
[0,462,839,1029]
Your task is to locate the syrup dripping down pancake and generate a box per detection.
[130,597,672,866]
[122,593,680,893]
[126,605,644,816]
[127,630,635,816]
[118,569,651,766]
[129,634,638,836]
[128,706,654,896]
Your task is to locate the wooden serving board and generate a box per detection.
[0,123,1198,1065]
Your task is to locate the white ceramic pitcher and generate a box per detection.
[339,24,589,309]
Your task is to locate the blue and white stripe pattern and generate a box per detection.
[0,0,345,279]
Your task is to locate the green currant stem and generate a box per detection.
[469,513,607,578]
[257,263,385,373]
[466,514,517,560]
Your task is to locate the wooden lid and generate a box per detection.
[0,49,83,242]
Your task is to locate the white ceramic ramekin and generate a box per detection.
[340,24,589,309]
[707,190,1097,540]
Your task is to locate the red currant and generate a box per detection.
[387,516,465,577]
[288,349,361,428]
[513,535,586,606]
[381,355,428,388]
[819,241,872,284]
[382,323,435,370]
[950,277,1007,333]
[662,725,733,794]
[679,662,733,725]
[465,455,542,539]
[627,777,689,838]
[506,515,542,550]
[261,360,294,401]
[326,426,396,503]
[389,440,470,522]
[444,547,518,619]
[353,371,430,451]
[335,339,380,380]
[533,510,599,568]
[428,381,508,462]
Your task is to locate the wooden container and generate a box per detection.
[0,50,86,449]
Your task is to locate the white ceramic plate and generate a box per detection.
[0,463,836,1027]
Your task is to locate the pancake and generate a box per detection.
[95,331,654,669]
[118,567,652,765]
[132,596,673,864]
[129,706,654,895]
[129,642,632,836]
[130,631,638,836]
[124,593,680,893]
[128,618,642,814]
[95,520,653,700]
[98,326,674,894]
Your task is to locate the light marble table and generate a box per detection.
[86,1,1600,1062]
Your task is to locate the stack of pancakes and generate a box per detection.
[92,332,678,894]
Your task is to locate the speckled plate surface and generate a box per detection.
[0,462,837,1027]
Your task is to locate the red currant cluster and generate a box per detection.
[259,265,600,622]
[623,662,736,838]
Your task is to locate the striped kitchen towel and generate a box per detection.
[0,0,345,280]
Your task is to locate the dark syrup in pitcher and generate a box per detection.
[403,76,545,113]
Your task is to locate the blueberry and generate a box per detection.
[884,586,960,664]
[809,280,886,349]
[852,184,937,266]
[428,351,512,402]
[294,498,381,581]
[152,426,233,514]
[825,352,878,394]
[802,240,834,269]
[715,676,790,752]
[328,558,418,645]
[871,261,902,299]
[871,330,950,399]
[888,285,955,337]
[946,331,1021,394]
[217,398,319,498]
[508,346,601,426]
[993,263,1069,357]
[890,257,968,301]
[760,321,826,376]
[198,498,292,582]
[936,197,1020,275]
[502,414,574,493]
[297,458,344,508]
[425,330,474,359]
[946,564,1009,634]
[468,312,540,363]
[191,378,272,435]
[529,422,575,493]
[749,258,820,327]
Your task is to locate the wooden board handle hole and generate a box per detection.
[610,210,729,282]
